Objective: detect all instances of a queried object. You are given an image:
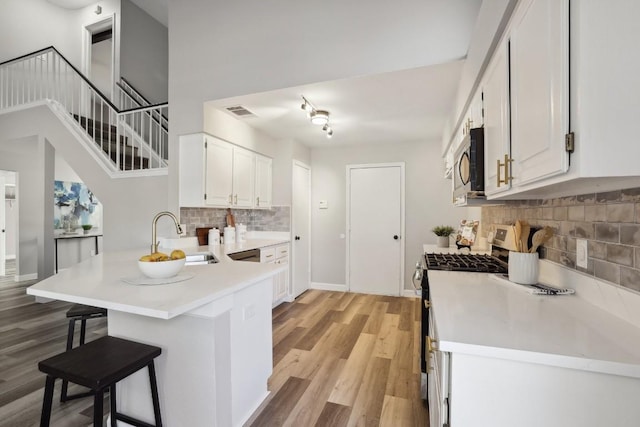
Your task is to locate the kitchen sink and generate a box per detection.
[185,252,219,265]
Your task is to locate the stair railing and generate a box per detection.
[116,77,168,162]
[0,46,168,174]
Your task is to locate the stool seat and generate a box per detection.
[66,303,107,319]
[38,336,163,427]
[40,336,161,390]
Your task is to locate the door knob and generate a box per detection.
[393,235,399,240]
[295,236,301,241]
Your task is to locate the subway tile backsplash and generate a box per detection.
[179,206,290,236]
[481,186,640,293]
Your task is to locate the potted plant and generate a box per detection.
[432,225,455,248]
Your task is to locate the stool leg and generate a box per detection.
[110,383,117,427]
[80,318,87,345]
[61,319,76,402]
[40,375,55,427]
[148,361,163,427]
[94,389,104,427]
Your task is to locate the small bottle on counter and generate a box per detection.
[224,226,235,244]
[236,223,246,243]
[208,228,220,247]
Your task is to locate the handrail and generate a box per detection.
[120,76,154,106]
[2,46,115,112]
[0,46,170,172]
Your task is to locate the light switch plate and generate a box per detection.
[319,200,328,209]
[576,239,588,268]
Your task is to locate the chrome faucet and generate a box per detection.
[151,211,183,254]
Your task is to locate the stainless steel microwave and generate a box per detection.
[452,127,485,206]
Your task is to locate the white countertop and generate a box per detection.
[428,269,640,378]
[27,240,288,320]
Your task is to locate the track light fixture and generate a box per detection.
[300,96,334,138]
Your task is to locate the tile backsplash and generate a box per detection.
[481,187,640,292]
[180,206,290,236]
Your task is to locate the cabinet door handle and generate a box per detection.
[234,194,238,205]
[427,336,438,353]
[256,196,260,206]
[228,194,233,204]
[265,254,273,258]
[497,154,513,187]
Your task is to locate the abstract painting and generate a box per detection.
[54,181,102,230]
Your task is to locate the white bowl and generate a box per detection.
[138,258,186,279]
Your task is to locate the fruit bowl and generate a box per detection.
[138,257,186,279]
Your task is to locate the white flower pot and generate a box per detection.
[437,236,450,248]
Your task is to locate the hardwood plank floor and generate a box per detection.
[248,289,429,427]
[1,261,428,426]
[0,261,108,427]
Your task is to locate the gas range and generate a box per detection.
[424,252,507,274]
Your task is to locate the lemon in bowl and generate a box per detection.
[138,250,186,279]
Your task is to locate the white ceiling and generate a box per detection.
[205,60,465,148]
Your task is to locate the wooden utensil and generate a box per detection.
[529,226,554,253]
[514,220,523,252]
[226,208,235,227]
[520,222,530,253]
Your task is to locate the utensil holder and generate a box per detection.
[508,252,539,284]
[437,236,449,248]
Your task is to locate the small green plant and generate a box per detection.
[432,225,455,237]
[82,224,93,231]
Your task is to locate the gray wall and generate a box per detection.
[310,141,471,289]
[0,136,54,280]
[120,0,168,103]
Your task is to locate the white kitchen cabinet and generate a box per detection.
[476,0,640,199]
[509,0,569,187]
[205,137,234,206]
[254,154,272,208]
[427,310,449,427]
[231,146,255,208]
[482,40,511,197]
[260,244,289,307]
[179,133,272,208]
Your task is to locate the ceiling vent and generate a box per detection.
[225,105,256,118]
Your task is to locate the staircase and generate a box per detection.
[0,46,168,176]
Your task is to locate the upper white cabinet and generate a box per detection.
[205,137,234,206]
[179,133,271,208]
[482,41,511,197]
[254,154,272,208]
[509,0,569,187]
[231,147,255,208]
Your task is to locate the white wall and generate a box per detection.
[120,0,168,103]
[0,0,121,69]
[167,0,482,212]
[311,141,471,289]
[0,105,169,255]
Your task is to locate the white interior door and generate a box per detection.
[348,164,404,295]
[292,161,311,298]
[0,177,5,276]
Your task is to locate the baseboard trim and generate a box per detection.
[403,289,421,298]
[310,282,347,292]
[15,273,37,281]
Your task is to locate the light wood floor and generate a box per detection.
[248,290,429,427]
[1,262,428,426]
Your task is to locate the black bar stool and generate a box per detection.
[61,303,107,402]
[39,335,162,427]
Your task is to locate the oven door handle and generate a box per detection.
[412,261,423,291]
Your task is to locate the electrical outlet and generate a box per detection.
[576,239,588,268]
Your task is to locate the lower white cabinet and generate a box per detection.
[260,244,290,307]
[429,305,640,427]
